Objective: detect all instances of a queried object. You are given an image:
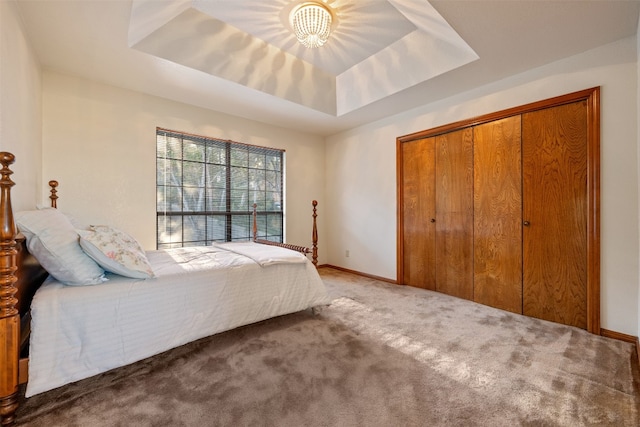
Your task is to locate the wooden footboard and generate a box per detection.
[252,201,318,267]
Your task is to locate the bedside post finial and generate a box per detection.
[49,180,59,208]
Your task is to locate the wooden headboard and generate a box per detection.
[0,152,20,426]
[0,153,47,425]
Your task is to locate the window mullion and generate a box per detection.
[181,136,185,246]
[225,142,232,241]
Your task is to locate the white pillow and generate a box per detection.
[36,206,90,230]
[79,225,155,279]
[16,209,106,286]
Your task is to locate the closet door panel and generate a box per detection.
[473,116,523,313]
[435,128,474,300]
[402,138,436,290]
[522,101,588,329]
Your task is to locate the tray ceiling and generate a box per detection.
[129,0,478,116]
[15,0,640,135]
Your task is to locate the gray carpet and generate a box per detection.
[15,267,640,426]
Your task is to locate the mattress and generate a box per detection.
[26,243,329,397]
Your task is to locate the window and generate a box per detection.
[156,128,284,249]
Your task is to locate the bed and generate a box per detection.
[0,152,328,425]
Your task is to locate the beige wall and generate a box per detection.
[326,36,640,336]
[0,0,42,211]
[42,72,326,261]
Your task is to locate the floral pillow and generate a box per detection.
[79,225,155,279]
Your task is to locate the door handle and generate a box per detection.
[523,220,530,226]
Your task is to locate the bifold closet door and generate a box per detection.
[522,101,588,329]
[435,128,474,300]
[473,116,523,313]
[402,137,436,290]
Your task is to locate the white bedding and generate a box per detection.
[27,242,329,397]
[215,241,308,266]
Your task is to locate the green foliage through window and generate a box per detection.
[156,128,284,249]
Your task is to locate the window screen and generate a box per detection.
[156,128,284,249]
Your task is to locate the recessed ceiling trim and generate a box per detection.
[128,0,191,47]
[129,0,477,117]
[336,0,479,115]
[129,4,337,115]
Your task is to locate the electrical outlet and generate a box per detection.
[345,250,350,258]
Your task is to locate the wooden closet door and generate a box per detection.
[402,138,436,290]
[522,101,588,329]
[473,116,523,313]
[435,128,474,299]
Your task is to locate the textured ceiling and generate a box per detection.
[15,0,640,136]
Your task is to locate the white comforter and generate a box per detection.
[27,243,329,397]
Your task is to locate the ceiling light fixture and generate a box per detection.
[290,2,333,49]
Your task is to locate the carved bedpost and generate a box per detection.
[49,180,58,208]
[0,153,19,426]
[252,203,257,242]
[312,200,318,267]
[252,200,317,261]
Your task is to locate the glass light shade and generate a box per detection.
[290,2,333,49]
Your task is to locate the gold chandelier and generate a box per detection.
[290,2,333,49]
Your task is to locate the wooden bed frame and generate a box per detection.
[252,201,318,267]
[0,152,318,425]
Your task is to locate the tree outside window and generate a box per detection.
[156,128,284,249]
